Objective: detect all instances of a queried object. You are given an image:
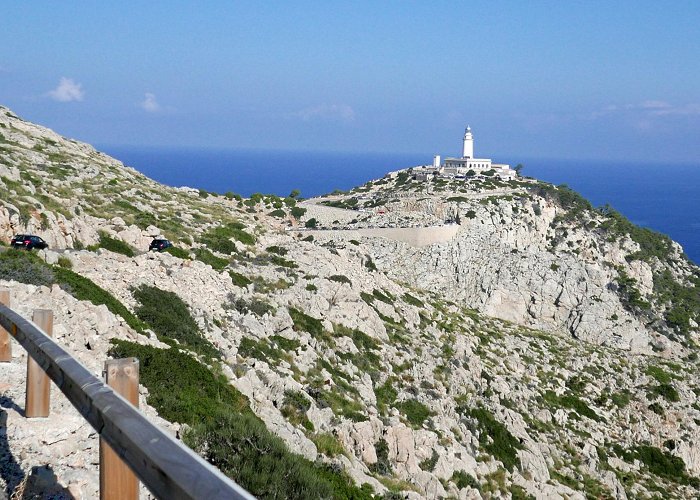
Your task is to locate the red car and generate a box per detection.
[10,234,48,250]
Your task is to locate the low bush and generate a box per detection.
[460,405,523,471]
[291,206,306,219]
[54,267,144,333]
[289,307,326,339]
[107,341,373,498]
[164,246,190,259]
[230,295,275,317]
[396,399,431,427]
[229,271,252,287]
[374,380,397,415]
[281,390,314,431]
[541,390,602,422]
[92,231,135,257]
[419,450,439,472]
[452,470,479,490]
[132,285,219,358]
[237,337,288,364]
[311,433,345,457]
[327,274,351,285]
[615,445,699,487]
[402,293,423,307]
[266,245,288,256]
[305,218,317,228]
[0,250,144,332]
[648,383,680,403]
[193,248,229,270]
[369,439,392,476]
[56,256,72,269]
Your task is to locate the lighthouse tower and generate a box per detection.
[462,126,474,159]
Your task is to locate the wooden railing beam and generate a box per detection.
[0,302,254,500]
[0,288,10,362]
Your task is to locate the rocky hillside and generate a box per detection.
[2,105,700,499]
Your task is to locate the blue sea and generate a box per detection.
[101,146,700,264]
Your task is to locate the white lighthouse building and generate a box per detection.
[435,126,514,180]
[462,126,474,158]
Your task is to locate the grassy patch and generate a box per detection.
[108,341,372,499]
[460,406,523,471]
[0,250,143,333]
[396,399,431,427]
[541,390,603,422]
[90,231,135,257]
[132,285,219,358]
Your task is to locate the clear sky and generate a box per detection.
[2,1,700,162]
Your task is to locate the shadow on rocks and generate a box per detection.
[1,408,25,497]
[1,404,75,499]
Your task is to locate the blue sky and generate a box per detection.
[2,1,700,162]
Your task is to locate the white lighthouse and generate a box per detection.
[462,126,474,159]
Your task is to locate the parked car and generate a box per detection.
[149,239,172,252]
[10,234,48,250]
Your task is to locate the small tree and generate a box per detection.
[515,164,524,176]
[289,189,301,199]
[305,218,317,228]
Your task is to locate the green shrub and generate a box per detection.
[54,267,144,333]
[375,381,397,415]
[163,246,190,259]
[610,390,632,408]
[542,390,602,422]
[369,439,392,476]
[311,433,345,457]
[193,248,229,270]
[268,209,286,218]
[269,335,300,352]
[305,283,317,292]
[616,445,699,487]
[452,470,479,490]
[372,289,394,304]
[238,337,288,364]
[304,218,317,228]
[132,285,219,358]
[327,274,351,285]
[648,402,665,415]
[200,222,255,252]
[230,296,275,317]
[419,450,439,472]
[95,231,135,257]
[0,249,54,286]
[289,307,326,339]
[460,406,522,471]
[302,235,314,242]
[281,390,314,431]
[269,254,298,269]
[364,256,377,272]
[291,207,307,219]
[648,384,680,403]
[266,245,288,256]
[396,399,431,427]
[56,256,72,269]
[0,250,143,332]
[108,341,371,498]
[229,271,252,287]
[402,293,423,307]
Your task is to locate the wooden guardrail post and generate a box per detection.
[100,358,140,500]
[25,309,52,417]
[0,289,10,362]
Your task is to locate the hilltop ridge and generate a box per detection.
[2,105,700,499]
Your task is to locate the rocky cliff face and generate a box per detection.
[2,105,700,499]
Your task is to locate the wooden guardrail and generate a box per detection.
[0,289,255,500]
